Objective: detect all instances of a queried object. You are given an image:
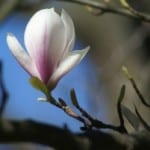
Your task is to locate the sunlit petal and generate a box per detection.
[47,46,90,89]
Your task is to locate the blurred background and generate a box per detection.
[0,0,150,149]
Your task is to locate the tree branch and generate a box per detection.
[0,119,83,150]
[56,0,150,22]
[0,119,149,150]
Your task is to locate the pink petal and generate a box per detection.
[6,33,39,77]
[24,8,66,83]
[47,46,90,90]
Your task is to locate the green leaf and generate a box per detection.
[29,77,49,96]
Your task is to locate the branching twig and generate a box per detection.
[70,88,127,133]
[56,0,150,22]
[46,95,92,129]
[58,98,91,128]
[43,89,127,133]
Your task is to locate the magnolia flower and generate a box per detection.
[7,8,89,90]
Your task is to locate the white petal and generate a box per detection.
[7,33,39,77]
[24,8,67,83]
[60,9,75,59]
[47,46,90,89]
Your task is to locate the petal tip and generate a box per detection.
[61,9,66,15]
[6,33,15,48]
[6,32,14,41]
[7,32,13,37]
[77,45,90,58]
[82,46,90,58]
[84,46,90,52]
[61,9,71,20]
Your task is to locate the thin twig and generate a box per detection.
[122,66,150,107]
[130,78,150,107]
[70,89,93,121]
[134,106,150,131]
[117,85,127,133]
